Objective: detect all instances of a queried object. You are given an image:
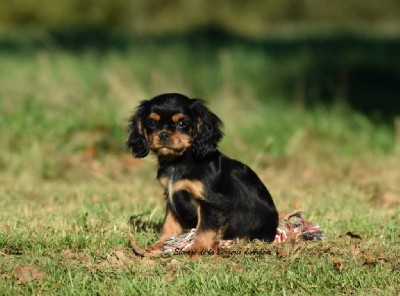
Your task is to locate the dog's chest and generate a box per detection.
[158,166,205,210]
[167,178,174,205]
[159,167,176,207]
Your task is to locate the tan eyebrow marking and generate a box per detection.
[149,112,161,121]
[172,113,185,122]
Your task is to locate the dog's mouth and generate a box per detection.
[148,134,192,157]
[152,145,188,156]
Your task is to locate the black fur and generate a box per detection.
[127,103,149,158]
[190,99,223,159]
[127,93,279,249]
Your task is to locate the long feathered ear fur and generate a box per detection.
[127,102,149,158]
[190,99,223,159]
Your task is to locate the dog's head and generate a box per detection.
[127,93,223,160]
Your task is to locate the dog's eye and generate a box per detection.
[176,120,187,129]
[146,118,158,129]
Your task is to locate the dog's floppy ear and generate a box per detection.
[127,101,149,158]
[190,99,223,158]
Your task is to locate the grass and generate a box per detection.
[0,45,399,295]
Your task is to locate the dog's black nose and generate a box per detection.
[159,131,170,143]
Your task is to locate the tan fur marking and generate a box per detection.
[185,206,220,252]
[172,113,185,122]
[138,119,149,140]
[172,179,206,201]
[147,207,182,251]
[138,119,143,135]
[196,118,202,132]
[138,119,142,134]
[195,205,201,228]
[149,131,191,157]
[149,112,161,121]
[158,177,168,189]
[190,229,219,251]
[159,208,183,241]
[168,132,191,150]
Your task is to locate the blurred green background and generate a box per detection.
[1,0,400,117]
[1,0,400,170]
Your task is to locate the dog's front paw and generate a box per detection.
[185,240,218,254]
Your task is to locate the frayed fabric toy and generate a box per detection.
[274,210,324,244]
[162,210,324,254]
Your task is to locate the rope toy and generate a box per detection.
[162,209,324,254]
[274,209,324,243]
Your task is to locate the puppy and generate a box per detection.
[127,93,278,251]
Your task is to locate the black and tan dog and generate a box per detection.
[127,93,278,252]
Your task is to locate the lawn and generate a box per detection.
[0,46,399,295]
